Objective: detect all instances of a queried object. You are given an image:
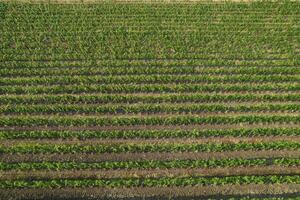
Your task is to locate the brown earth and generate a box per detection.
[1,166,300,180]
[2,135,300,147]
[0,184,299,200]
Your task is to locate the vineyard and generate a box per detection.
[0,0,300,199]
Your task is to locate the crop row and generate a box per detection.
[2,142,300,153]
[2,28,299,35]
[1,75,298,86]
[1,39,298,60]
[0,104,298,115]
[1,34,298,54]
[2,51,298,64]
[3,15,299,26]
[2,21,297,30]
[1,175,300,188]
[0,115,299,126]
[1,58,298,69]
[1,66,298,77]
[5,2,300,12]
[3,24,297,34]
[0,49,298,64]
[0,94,299,105]
[3,17,296,25]
[1,30,298,54]
[1,83,298,95]
[0,158,299,171]
[0,34,297,54]
[3,7,298,19]
[0,128,299,139]
[2,20,297,30]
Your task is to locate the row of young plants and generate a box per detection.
[4,16,295,25]
[0,83,298,95]
[1,66,298,77]
[0,115,298,126]
[4,5,297,19]
[2,51,298,63]
[3,14,298,29]
[0,128,298,139]
[1,175,300,188]
[1,74,298,86]
[1,58,299,69]
[1,41,298,61]
[2,142,300,154]
[1,24,298,57]
[0,36,297,56]
[0,94,298,105]
[3,21,297,30]
[3,24,297,35]
[0,104,298,115]
[1,44,295,56]
[5,2,299,13]
[0,158,299,171]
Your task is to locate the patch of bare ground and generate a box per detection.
[0,184,300,200]
[2,150,300,163]
[1,166,300,180]
[2,136,300,147]
[1,123,299,131]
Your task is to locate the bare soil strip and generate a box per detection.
[0,184,300,200]
[2,150,300,163]
[2,136,300,147]
[1,166,300,180]
[1,123,299,132]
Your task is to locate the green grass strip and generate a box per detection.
[1,142,300,154]
[1,158,299,171]
[0,128,299,139]
[1,175,300,188]
[0,115,298,126]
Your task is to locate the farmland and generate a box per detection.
[0,0,300,199]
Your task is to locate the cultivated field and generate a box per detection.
[0,1,300,199]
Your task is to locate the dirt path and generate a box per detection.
[0,184,299,200]
[2,135,300,147]
[1,166,299,180]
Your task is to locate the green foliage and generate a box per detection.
[0,128,299,139]
[0,3,7,19]
[1,141,300,154]
[0,115,298,126]
[0,93,298,105]
[0,103,299,115]
[1,175,300,188]
[1,158,299,171]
